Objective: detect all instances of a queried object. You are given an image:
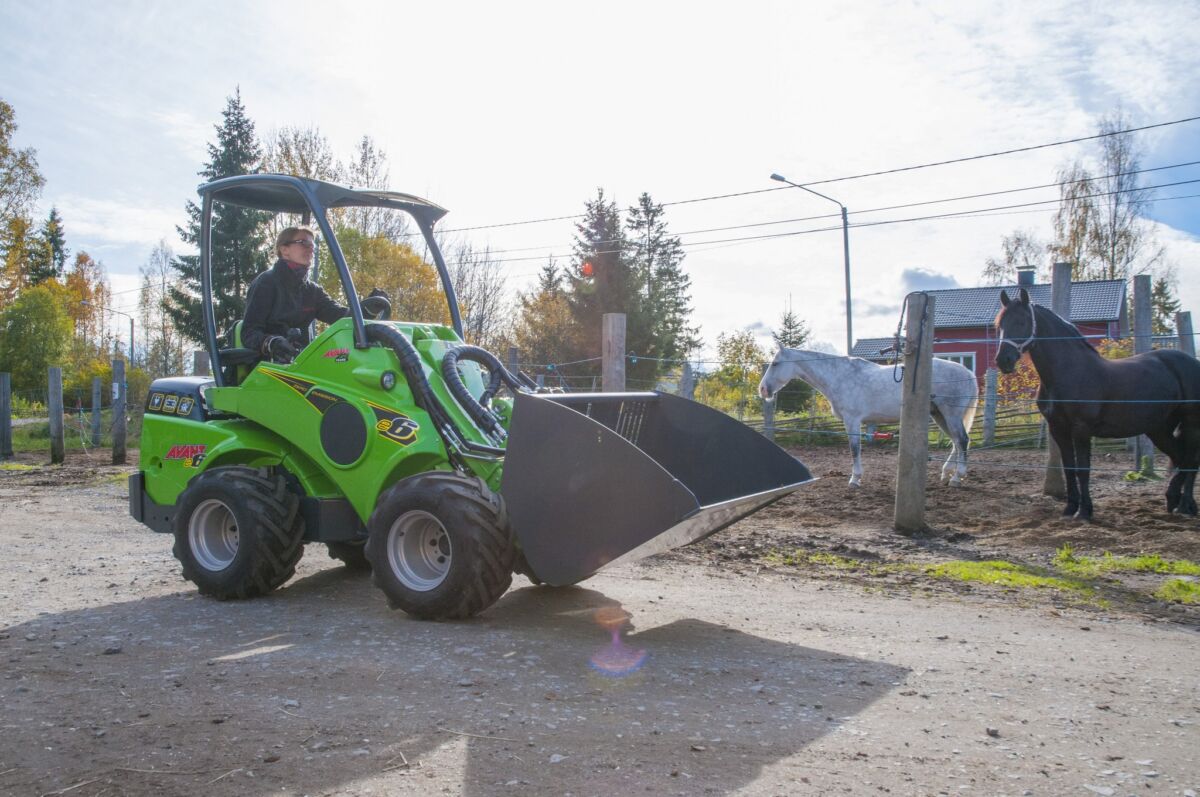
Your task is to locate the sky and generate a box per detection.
[2,0,1198,364]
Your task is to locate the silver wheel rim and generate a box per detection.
[386,510,452,591]
[189,498,239,571]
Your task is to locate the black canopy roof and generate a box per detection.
[198,174,448,224]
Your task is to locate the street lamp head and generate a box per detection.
[769,173,788,183]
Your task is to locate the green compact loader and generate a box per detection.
[129,175,813,620]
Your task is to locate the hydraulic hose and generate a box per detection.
[365,324,506,457]
[441,345,534,435]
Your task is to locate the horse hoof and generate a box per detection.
[1073,510,1094,523]
[848,480,862,489]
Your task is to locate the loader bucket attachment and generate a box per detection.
[501,391,814,586]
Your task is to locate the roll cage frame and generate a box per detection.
[198,173,462,387]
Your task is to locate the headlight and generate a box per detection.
[381,371,397,391]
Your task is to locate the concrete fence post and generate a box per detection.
[983,367,998,447]
[91,377,102,446]
[48,367,65,464]
[112,359,127,465]
[602,313,626,393]
[1176,311,1195,358]
[1133,274,1154,473]
[0,372,12,460]
[1043,262,1072,498]
[761,366,776,442]
[193,350,211,376]
[680,361,695,400]
[894,292,935,534]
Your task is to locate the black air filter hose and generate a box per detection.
[365,324,505,456]
[441,345,535,435]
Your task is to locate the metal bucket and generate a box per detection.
[500,391,814,586]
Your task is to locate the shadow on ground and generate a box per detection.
[1,568,906,796]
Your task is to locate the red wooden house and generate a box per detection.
[850,268,1128,380]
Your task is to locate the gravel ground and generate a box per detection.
[0,449,1198,797]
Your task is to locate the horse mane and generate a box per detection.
[995,301,1098,356]
[1031,303,1100,355]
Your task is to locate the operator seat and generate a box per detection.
[218,320,261,386]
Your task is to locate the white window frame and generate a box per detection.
[935,351,976,373]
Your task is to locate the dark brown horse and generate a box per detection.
[995,288,1200,520]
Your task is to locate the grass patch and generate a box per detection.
[923,560,1096,598]
[0,462,38,471]
[1053,543,1200,577]
[1154,579,1200,604]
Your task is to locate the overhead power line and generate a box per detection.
[432,114,1200,234]
[435,160,1200,259]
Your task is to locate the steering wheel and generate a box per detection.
[361,294,392,320]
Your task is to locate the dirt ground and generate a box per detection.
[1,445,1198,796]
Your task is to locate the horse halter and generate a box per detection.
[999,304,1037,354]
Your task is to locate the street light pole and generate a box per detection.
[770,173,853,356]
[82,301,135,365]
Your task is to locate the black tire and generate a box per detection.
[326,541,371,571]
[172,466,305,600]
[366,472,515,620]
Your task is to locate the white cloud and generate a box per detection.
[55,194,184,250]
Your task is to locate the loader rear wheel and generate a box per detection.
[366,472,515,620]
[326,541,370,571]
[172,466,305,600]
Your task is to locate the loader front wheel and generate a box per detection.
[366,472,515,620]
[172,466,305,600]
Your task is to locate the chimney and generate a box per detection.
[1016,266,1036,287]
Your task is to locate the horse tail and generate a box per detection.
[961,390,979,434]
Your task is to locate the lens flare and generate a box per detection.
[589,607,648,677]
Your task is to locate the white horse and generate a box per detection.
[758,348,979,487]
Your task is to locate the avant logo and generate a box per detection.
[164,444,207,468]
[323,348,350,362]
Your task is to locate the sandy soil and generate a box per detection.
[1,445,1198,796]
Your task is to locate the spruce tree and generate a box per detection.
[770,303,812,413]
[26,207,66,285]
[626,193,699,377]
[167,89,272,342]
[563,189,656,385]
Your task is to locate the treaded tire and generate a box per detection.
[366,472,515,620]
[172,466,305,600]
[327,541,371,571]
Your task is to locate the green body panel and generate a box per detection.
[141,318,503,522]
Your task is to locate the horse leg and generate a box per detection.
[1072,432,1094,521]
[942,416,969,487]
[1048,422,1079,516]
[931,410,955,485]
[1174,420,1200,516]
[846,420,863,488]
[1148,428,1184,513]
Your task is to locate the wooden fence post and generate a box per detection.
[602,313,626,392]
[1043,262,1071,498]
[983,367,998,447]
[193,350,211,377]
[1133,274,1154,473]
[112,359,127,465]
[0,372,12,460]
[1176,311,1195,358]
[48,367,65,464]
[895,292,935,533]
[91,377,102,446]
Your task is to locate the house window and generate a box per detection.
[936,352,975,373]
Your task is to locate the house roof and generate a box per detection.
[849,279,1126,359]
[927,279,1125,328]
[850,337,898,360]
